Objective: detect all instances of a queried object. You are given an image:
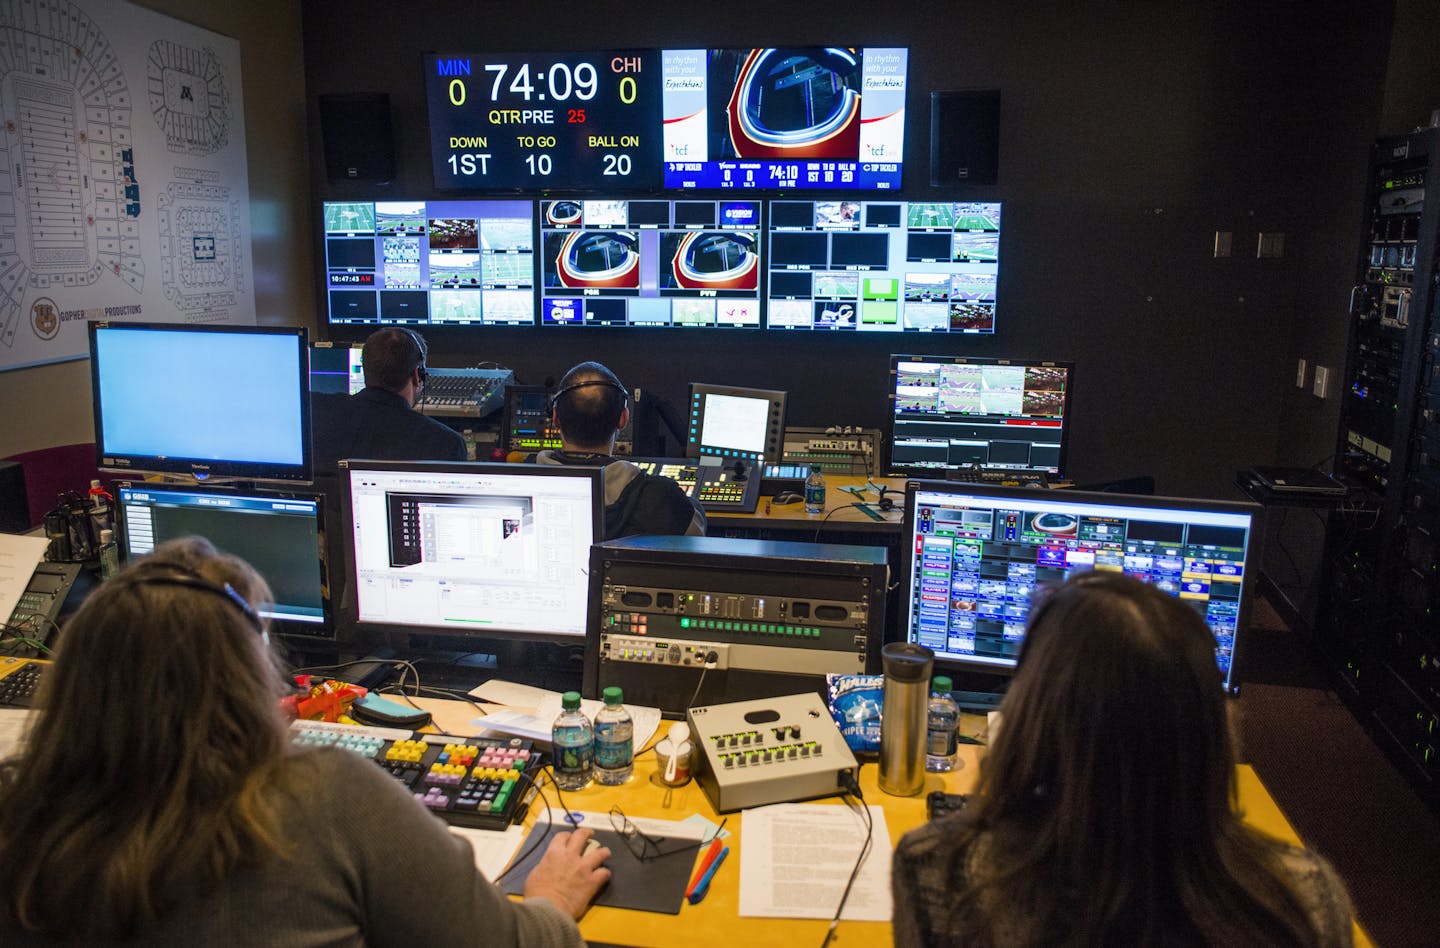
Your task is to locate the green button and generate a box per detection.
[680,618,690,628]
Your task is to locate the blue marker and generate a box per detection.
[686,846,729,905]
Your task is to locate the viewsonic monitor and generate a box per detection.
[540,198,761,328]
[900,481,1261,694]
[662,47,909,190]
[116,482,331,636]
[343,460,602,642]
[887,355,1072,476]
[90,322,311,482]
[323,199,535,327]
[767,200,1000,332]
[685,383,787,463]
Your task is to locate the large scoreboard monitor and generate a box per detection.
[425,51,662,191]
[766,200,1000,332]
[323,200,535,326]
[663,47,908,191]
[539,198,762,328]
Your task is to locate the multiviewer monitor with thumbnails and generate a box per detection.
[887,355,1073,476]
[342,460,603,643]
[116,483,331,636]
[685,383,787,465]
[900,481,1261,695]
[89,322,312,482]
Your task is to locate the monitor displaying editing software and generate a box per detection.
[767,201,1000,332]
[323,199,534,327]
[116,483,330,634]
[900,481,1260,693]
[888,355,1072,475]
[685,383,787,462]
[344,461,602,641]
[90,322,311,482]
[540,198,762,328]
[309,343,365,395]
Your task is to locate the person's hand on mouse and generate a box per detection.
[523,826,612,918]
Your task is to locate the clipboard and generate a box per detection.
[499,824,700,914]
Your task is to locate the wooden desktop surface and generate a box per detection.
[417,697,1371,948]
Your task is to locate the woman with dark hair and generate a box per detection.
[0,537,609,946]
[891,571,1353,947]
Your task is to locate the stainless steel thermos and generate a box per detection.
[878,641,935,796]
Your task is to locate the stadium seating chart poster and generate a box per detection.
[0,0,254,372]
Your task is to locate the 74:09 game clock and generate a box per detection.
[425,51,663,190]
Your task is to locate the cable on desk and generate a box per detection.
[493,768,556,885]
[821,768,875,948]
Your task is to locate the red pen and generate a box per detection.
[685,820,727,898]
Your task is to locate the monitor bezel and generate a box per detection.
[114,480,334,638]
[885,354,1075,478]
[89,321,313,483]
[339,458,604,645]
[898,479,1263,695]
[684,383,788,462]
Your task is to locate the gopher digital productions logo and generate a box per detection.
[30,298,59,341]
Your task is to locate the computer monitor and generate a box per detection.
[342,460,603,642]
[685,383,787,464]
[899,481,1261,694]
[887,355,1073,476]
[309,342,365,395]
[90,322,312,482]
[323,199,535,327]
[115,482,331,636]
[766,200,1000,332]
[539,198,761,328]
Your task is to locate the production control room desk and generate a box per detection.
[708,475,907,538]
[414,697,1371,948]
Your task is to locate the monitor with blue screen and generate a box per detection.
[89,322,311,482]
[900,481,1261,694]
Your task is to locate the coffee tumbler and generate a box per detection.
[878,641,935,796]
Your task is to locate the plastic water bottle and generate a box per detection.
[552,691,594,790]
[804,464,827,514]
[925,676,960,773]
[593,686,634,785]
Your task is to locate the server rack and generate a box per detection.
[1325,127,1440,809]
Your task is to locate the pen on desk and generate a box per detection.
[685,821,727,898]
[686,846,729,905]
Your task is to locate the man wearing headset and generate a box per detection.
[312,328,466,471]
[536,361,705,540]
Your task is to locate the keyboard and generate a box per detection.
[289,719,541,830]
[0,657,47,708]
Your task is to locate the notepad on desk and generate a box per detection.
[468,679,662,751]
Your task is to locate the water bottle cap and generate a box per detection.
[932,676,953,693]
[602,686,623,705]
[561,691,582,710]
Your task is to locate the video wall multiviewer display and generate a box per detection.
[766,200,1000,332]
[323,200,535,327]
[422,47,908,192]
[539,198,762,328]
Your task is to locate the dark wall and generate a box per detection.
[302,0,1396,499]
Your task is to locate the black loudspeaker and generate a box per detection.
[319,92,396,182]
[0,460,29,532]
[929,89,1000,186]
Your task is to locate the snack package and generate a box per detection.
[827,673,884,753]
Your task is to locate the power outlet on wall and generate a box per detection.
[1313,365,1330,399]
[1296,358,1308,388]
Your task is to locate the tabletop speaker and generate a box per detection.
[929,90,1000,186]
[319,92,395,182]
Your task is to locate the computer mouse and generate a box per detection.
[773,491,804,505]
